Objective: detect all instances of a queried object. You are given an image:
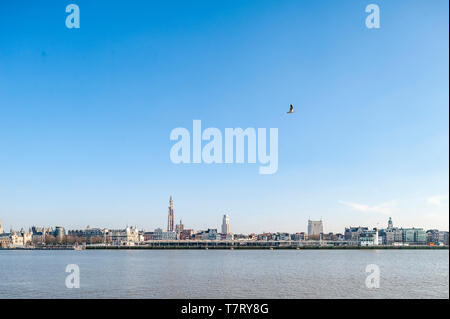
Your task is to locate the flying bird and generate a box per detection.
[287,104,294,114]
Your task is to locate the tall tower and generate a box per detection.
[387,217,393,230]
[167,196,174,232]
[308,219,323,236]
[221,214,230,234]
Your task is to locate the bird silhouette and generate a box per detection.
[287,104,294,114]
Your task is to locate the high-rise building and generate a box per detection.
[221,214,230,234]
[167,196,174,232]
[0,218,3,234]
[308,220,323,237]
[54,226,66,241]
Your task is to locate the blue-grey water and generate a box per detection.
[0,249,448,298]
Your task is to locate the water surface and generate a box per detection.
[0,249,448,298]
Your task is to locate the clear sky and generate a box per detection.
[0,0,448,234]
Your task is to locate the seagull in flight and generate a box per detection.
[287,104,294,114]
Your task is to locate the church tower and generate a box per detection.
[167,196,174,232]
[387,217,393,230]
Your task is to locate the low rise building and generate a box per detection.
[427,229,449,246]
[359,229,378,247]
[31,226,54,243]
[152,228,177,240]
[179,229,194,240]
[199,229,220,240]
[291,232,306,241]
[402,228,426,245]
[0,229,32,247]
[68,226,104,239]
[345,226,369,241]
[104,226,141,245]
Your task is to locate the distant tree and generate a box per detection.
[65,236,77,245]
[308,235,321,241]
[45,235,56,245]
[92,236,103,244]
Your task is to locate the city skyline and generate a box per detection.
[0,200,447,236]
[0,195,448,234]
[1,195,448,248]
[0,0,448,233]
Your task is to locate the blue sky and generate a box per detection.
[0,0,448,233]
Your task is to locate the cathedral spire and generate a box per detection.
[167,196,174,232]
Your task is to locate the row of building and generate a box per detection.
[0,224,66,248]
[342,218,448,246]
[0,197,448,247]
[1,218,448,248]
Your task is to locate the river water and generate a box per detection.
[0,249,448,298]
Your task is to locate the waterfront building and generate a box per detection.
[153,228,177,240]
[393,228,403,243]
[68,226,104,239]
[233,233,250,240]
[138,231,145,242]
[15,229,33,246]
[0,235,10,247]
[378,217,396,245]
[427,229,440,244]
[308,220,323,237]
[291,232,306,241]
[248,233,257,240]
[221,214,230,235]
[427,229,449,246]
[385,230,395,245]
[322,232,338,241]
[197,229,220,240]
[219,233,234,240]
[359,228,379,247]
[175,219,184,235]
[104,226,140,245]
[276,232,291,241]
[257,232,275,241]
[0,226,12,247]
[414,229,427,244]
[387,217,394,229]
[402,228,415,243]
[344,226,368,241]
[439,231,449,245]
[144,231,154,241]
[400,228,426,245]
[30,226,54,243]
[179,229,194,240]
[167,196,175,232]
[54,226,66,241]
[0,228,32,247]
[378,229,395,245]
